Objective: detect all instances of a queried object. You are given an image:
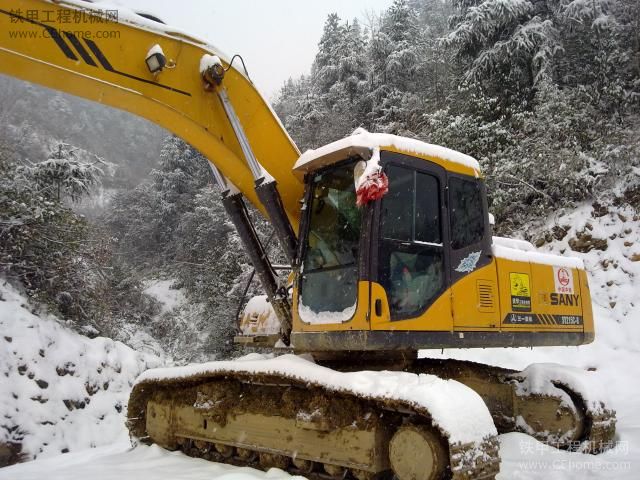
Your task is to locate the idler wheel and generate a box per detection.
[388,425,447,480]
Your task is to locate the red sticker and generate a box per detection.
[557,267,570,286]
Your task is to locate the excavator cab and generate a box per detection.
[290,141,488,351]
[288,137,593,354]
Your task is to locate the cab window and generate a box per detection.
[299,162,361,320]
[379,164,444,318]
[449,177,484,250]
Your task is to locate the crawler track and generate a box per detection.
[410,358,616,453]
[128,365,500,480]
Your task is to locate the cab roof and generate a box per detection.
[292,131,481,179]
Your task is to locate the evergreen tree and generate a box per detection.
[28,142,109,202]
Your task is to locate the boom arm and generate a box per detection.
[0,0,303,230]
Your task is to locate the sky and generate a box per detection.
[114,0,393,100]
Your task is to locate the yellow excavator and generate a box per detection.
[0,1,616,479]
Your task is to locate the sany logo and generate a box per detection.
[553,266,574,294]
[557,268,570,286]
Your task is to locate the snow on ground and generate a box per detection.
[0,443,304,480]
[1,202,639,478]
[0,282,161,462]
[143,279,187,314]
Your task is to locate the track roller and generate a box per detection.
[215,443,234,458]
[323,463,347,477]
[292,458,314,473]
[237,448,257,462]
[259,452,290,470]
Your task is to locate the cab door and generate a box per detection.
[369,151,453,331]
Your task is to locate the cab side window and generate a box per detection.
[449,177,484,250]
[379,165,444,318]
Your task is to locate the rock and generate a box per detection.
[17,365,27,376]
[568,231,608,253]
[63,399,87,411]
[56,362,75,376]
[591,202,608,218]
[535,238,546,247]
[38,349,45,358]
[0,442,23,467]
[552,225,569,240]
[609,302,616,308]
[624,241,634,247]
[630,253,640,262]
[606,280,614,286]
[618,213,628,222]
[85,383,99,396]
[3,336,11,343]
[35,379,49,389]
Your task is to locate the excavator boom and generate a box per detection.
[0,0,303,229]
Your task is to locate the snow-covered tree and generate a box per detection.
[444,0,560,105]
[28,142,109,202]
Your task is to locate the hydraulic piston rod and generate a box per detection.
[217,88,298,263]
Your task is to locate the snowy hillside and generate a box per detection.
[0,282,161,464]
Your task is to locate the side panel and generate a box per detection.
[530,262,585,331]
[370,282,453,331]
[498,258,585,334]
[451,261,500,329]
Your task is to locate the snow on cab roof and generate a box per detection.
[293,129,481,177]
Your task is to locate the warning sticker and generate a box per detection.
[510,273,531,312]
[553,266,574,294]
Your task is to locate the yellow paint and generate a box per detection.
[370,282,453,332]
